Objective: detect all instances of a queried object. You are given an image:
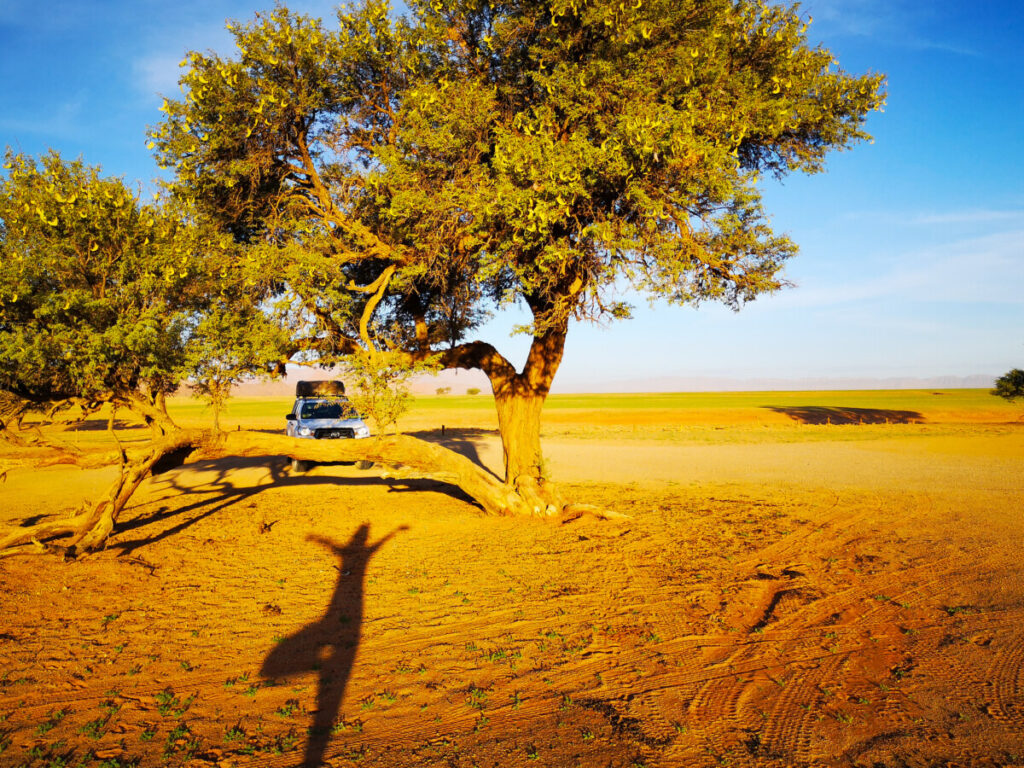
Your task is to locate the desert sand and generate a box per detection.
[1,395,1022,767]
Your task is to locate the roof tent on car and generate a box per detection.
[295,380,346,397]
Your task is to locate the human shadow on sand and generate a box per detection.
[764,406,924,425]
[261,524,406,768]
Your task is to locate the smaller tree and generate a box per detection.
[992,369,1024,404]
[0,150,215,435]
[185,304,290,431]
[346,349,437,435]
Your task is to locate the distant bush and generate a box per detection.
[436,387,451,395]
[992,369,1024,402]
[466,387,481,396]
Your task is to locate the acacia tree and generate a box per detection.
[153,0,884,512]
[0,150,212,437]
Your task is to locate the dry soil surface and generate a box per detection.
[1,417,1023,768]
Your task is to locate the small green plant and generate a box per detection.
[97,758,139,768]
[223,725,245,743]
[525,744,539,760]
[332,718,363,734]
[139,726,156,742]
[100,700,121,717]
[79,717,107,739]
[473,714,490,733]
[101,613,120,628]
[581,729,595,741]
[466,685,488,710]
[360,696,376,711]
[276,699,299,718]
[163,722,201,760]
[155,688,195,718]
[511,691,522,709]
[272,731,300,754]
[36,707,70,735]
[559,693,573,710]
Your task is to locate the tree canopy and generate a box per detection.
[152,0,884,500]
[0,151,290,436]
[0,151,213,432]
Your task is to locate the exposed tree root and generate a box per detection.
[0,427,619,558]
[559,504,632,524]
[0,431,205,558]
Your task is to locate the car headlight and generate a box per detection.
[355,426,370,437]
[298,426,312,436]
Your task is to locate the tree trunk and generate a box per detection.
[485,321,568,515]
[493,388,559,514]
[120,390,177,437]
[0,392,31,445]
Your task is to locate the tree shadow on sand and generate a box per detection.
[764,406,925,425]
[105,457,470,555]
[261,524,406,768]
[406,427,499,475]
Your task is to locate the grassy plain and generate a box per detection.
[0,389,1022,767]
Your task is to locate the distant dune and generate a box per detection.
[223,367,996,397]
[550,373,998,393]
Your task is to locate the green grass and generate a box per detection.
[162,388,1009,423]
[34,387,1017,439]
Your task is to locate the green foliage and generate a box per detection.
[992,369,1024,402]
[152,0,883,370]
[346,349,438,434]
[0,151,213,418]
[185,303,290,429]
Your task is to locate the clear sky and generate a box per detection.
[2,0,1021,390]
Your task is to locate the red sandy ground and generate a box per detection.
[1,407,1023,768]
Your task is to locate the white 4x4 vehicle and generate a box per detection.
[285,381,371,471]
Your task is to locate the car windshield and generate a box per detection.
[299,401,358,420]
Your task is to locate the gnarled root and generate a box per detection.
[0,427,622,558]
[0,430,206,558]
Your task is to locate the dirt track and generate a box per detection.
[1,413,1023,767]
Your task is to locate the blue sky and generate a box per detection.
[2,0,1021,390]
